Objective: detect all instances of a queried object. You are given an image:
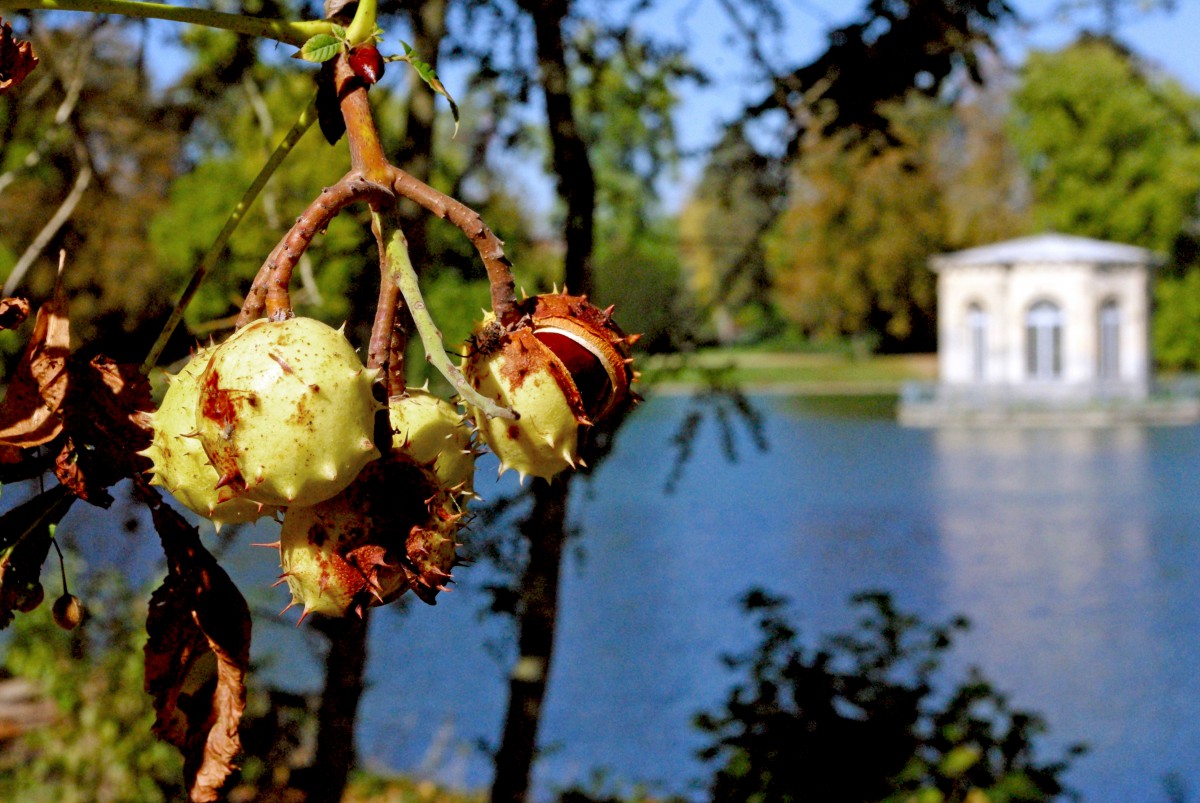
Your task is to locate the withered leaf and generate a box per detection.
[62,355,155,486]
[53,436,113,508]
[0,19,38,95]
[0,271,70,447]
[0,297,30,330]
[139,481,249,803]
[0,444,54,485]
[0,484,75,629]
[315,60,346,146]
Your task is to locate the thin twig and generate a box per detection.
[376,210,515,419]
[141,92,319,372]
[244,77,323,307]
[3,150,91,296]
[387,313,409,399]
[367,210,400,374]
[386,165,520,324]
[367,222,407,397]
[0,0,329,47]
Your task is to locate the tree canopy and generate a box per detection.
[1010,34,1200,258]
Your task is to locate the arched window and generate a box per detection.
[1026,300,1063,380]
[966,302,987,381]
[1098,299,1120,380]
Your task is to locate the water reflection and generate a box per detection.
[930,425,1200,799]
[6,398,1200,800]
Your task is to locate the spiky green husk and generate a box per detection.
[389,388,477,496]
[196,317,381,507]
[143,347,277,527]
[277,457,464,619]
[463,321,582,482]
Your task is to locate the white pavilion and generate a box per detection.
[898,233,1200,425]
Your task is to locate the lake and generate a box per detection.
[25,393,1200,801]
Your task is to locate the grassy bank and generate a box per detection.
[641,350,937,395]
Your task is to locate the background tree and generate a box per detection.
[678,125,787,344]
[679,0,1016,349]
[1009,34,1200,257]
[0,21,185,361]
[766,92,1028,352]
[577,21,694,353]
[1010,34,1200,370]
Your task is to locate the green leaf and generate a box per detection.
[297,34,343,64]
[399,40,460,135]
[330,24,347,41]
[938,745,982,779]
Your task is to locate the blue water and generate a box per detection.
[22,395,1200,800]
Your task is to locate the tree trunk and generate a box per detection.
[303,611,371,802]
[491,6,595,800]
[522,0,596,298]
[490,476,570,803]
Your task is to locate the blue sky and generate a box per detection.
[645,0,1200,207]
[124,0,1199,214]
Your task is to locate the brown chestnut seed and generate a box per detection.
[533,330,613,422]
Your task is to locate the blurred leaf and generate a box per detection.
[139,482,249,803]
[939,745,982,779]
[0,484,74,629]
[315,60,346,146]
[0,269,69,447]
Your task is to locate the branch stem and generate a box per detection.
[367,210,400,374]
[142,92,318,372]
[237,173,385,326]
[376,211,515,419]
[333,52,393,190]
[0,0,329,46]
[343,0,377,45]
[386,165,519,324]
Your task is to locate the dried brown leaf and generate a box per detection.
[0,271,70,447]
[53,436,113,508]
[0,19,38,95]
[65,355,154,479]
[0,485,75,629]
[139,481,249,803]
[0,298,30,330]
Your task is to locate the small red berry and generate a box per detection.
[349,45,385,85]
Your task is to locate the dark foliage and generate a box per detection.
[746,0,1016,150]
[696,590,1085,802]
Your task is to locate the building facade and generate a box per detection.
[932,233,1160,399]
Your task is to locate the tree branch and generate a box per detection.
[3,152,91,296]
[375,209,515,419]
[0,0,329,46]
[386,164,519,325]
[237,173,385,326]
